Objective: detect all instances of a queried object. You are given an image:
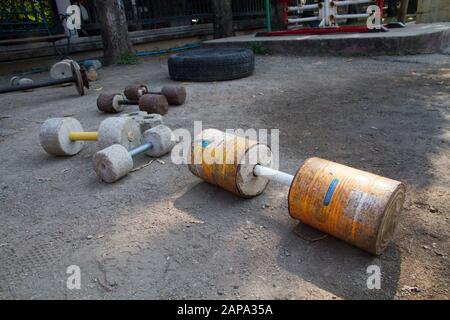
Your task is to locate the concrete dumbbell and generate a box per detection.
[10,76,34,92]
[188,129,406,255]
[119,111,148,118]
[10,76,21,86]
[50,59,80,79]
[97,93,168,115]
[10,76,34,87]
[39,117,141,156]
[120,112,163,132]
[51,60,100,82]
[93,125,175,183]
[124,83,186,106]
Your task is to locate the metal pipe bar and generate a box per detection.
[333,13,370,19]
[253,165,294,187]
[323,0,330,26]
[287,4,319,12]
[69,132,98,141]
[129,142,153,157]
[119,100,139,106]
[0,76,74,94]
[265,0,272,32]
[333,0,373,6]
[288,16,321,24]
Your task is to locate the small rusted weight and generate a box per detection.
[124,83,186,106]
[138,94,169,115]
[124,84,148,101]
[160,85,186,105]
[97,93,127,113]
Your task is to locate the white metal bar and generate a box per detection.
[324,0,331,26]
[253,165,294,187]
[286,0,375,26]
[287,4,319,12]
[334,13,370,19]
[333,0,373,6]
[288,16,320,24]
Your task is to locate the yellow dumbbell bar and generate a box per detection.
[68,132,99,141]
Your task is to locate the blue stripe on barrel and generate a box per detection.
[324,178,339,206]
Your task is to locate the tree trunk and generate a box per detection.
[212,0,234,39]
[398,0,410,23]
[408,0,418,14]
[387,0,398,17]
[96,0,134,65]
[270,0,288,31]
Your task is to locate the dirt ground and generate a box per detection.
[0,53,448,300]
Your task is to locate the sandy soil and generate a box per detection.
[0,53,448,299]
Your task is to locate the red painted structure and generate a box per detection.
[266,0,384,36]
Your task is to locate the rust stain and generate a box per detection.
[288,157,405,255]
[188,129,259,197]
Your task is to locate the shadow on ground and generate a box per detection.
[174,181,401,299]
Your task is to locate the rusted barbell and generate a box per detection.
[97,93,169,115]
[123,84,186,106]
[189,129,406,255]
[0,61,89,96]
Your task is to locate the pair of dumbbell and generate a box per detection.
[123,83,186,105]
[40,115,174,183]
[97,84,186,115]
[10,76,34,87]
[93,125,175,183]
[39,117,142,156]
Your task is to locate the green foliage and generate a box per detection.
[0,0,56,26]
[113,51,139,65]
[249,43,270,55]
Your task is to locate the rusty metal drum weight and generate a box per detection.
[188,129,406,255]
[188,129,274,198]
[288,158,406,255]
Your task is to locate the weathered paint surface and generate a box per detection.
[288,157,406,255]
[188,129,259,198]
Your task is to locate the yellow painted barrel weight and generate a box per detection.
[188,129,273,198]
[288,157,406,255]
